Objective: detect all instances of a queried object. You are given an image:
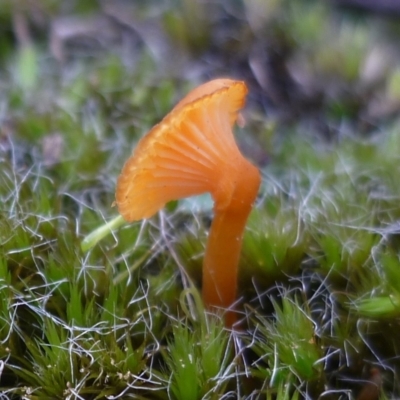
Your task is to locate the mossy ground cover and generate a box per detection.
[1,1,400,399]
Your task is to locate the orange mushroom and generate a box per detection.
[116,78,261,327]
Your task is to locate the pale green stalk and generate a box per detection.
[81,215,126,252]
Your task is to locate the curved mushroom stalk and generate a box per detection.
[116,79,261,327]
[203,156,260,327]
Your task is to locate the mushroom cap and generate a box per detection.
[116,78,249,222]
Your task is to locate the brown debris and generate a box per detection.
[356,368,382,400]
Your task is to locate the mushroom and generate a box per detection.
[116,78,261,327]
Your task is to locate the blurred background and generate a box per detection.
[2,0,400,145]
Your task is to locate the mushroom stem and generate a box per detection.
[203,209,249,327]
[204,158,260,327]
